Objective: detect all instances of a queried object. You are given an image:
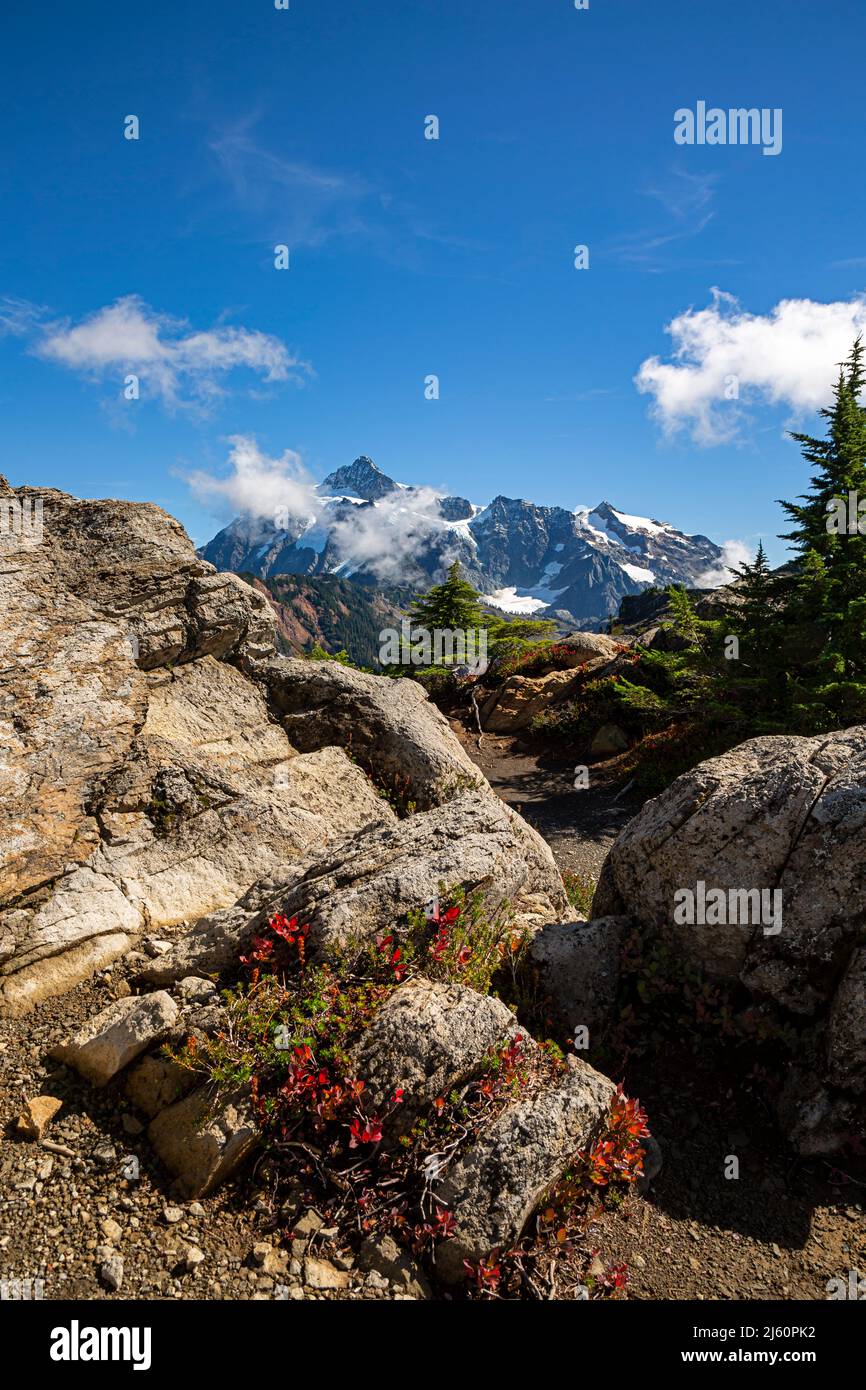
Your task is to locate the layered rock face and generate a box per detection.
[0,483,394,1012]
[591,728,866,1153]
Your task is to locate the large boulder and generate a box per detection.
[593,727,866,995]
[593,726,866,1152]
[0,483,393,1013]
[256,656,485,811]
[436,1055,615,1280]
[0,659,392,1014]
[349,978,517,1121]
[479,634,620,734]
[826,948,866,1094]
[140,789,568,985]
[480,669,585,733]
[527,916,628,1049]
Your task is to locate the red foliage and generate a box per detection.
[376,933,407,981]
[585,1084,650,1187]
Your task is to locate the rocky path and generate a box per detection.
[453,731,643,880]
[455,725,866,1302]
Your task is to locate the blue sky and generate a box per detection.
[2,0,866,563]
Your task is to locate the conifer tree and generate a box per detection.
[408,560,484,633]
[779,338,866,681]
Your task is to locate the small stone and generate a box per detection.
[101,1218,123,1244]
[358,1233,430,1298]
[177,977,217,1005]
[100,1256,124,1291]
[15,1096,62,1141]
[50,992,178,1086]
[293,1209,324,1238]
[188,1202,205,1218]
[143,938,173,958]
[304,1257,350,1291]
[184,1246,205,1271]
[162,1205,184,1224]
[121,1114,144,1136]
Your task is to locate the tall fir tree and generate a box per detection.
[779,338,866,682]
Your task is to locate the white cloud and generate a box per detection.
[329,486,452,584]
[34,296,307,408]
[186,436,320,521]
[695,539,754,587]
[635,289,866,444]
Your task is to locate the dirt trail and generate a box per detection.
[455,725,866,1302]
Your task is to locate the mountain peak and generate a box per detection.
[321,456,398,501]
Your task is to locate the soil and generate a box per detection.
[453,722,866,1302]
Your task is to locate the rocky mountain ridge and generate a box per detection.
[200,455,724,628]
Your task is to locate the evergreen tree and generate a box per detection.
[408,560,485,632]
[779,339,866,681]
[732,541,774,631]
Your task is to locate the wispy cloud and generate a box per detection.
[7,295,309,410]
[0,296,47,338]
[208,113,378,250]
[606,167,732,272]
[635,289,866,444]
[204,112,493,270]
[643,168,719,222]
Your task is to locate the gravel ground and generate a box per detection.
[0,962,419,1302]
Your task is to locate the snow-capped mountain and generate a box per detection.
[199,455,723,627]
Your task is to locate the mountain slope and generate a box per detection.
[243,572,406,666]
